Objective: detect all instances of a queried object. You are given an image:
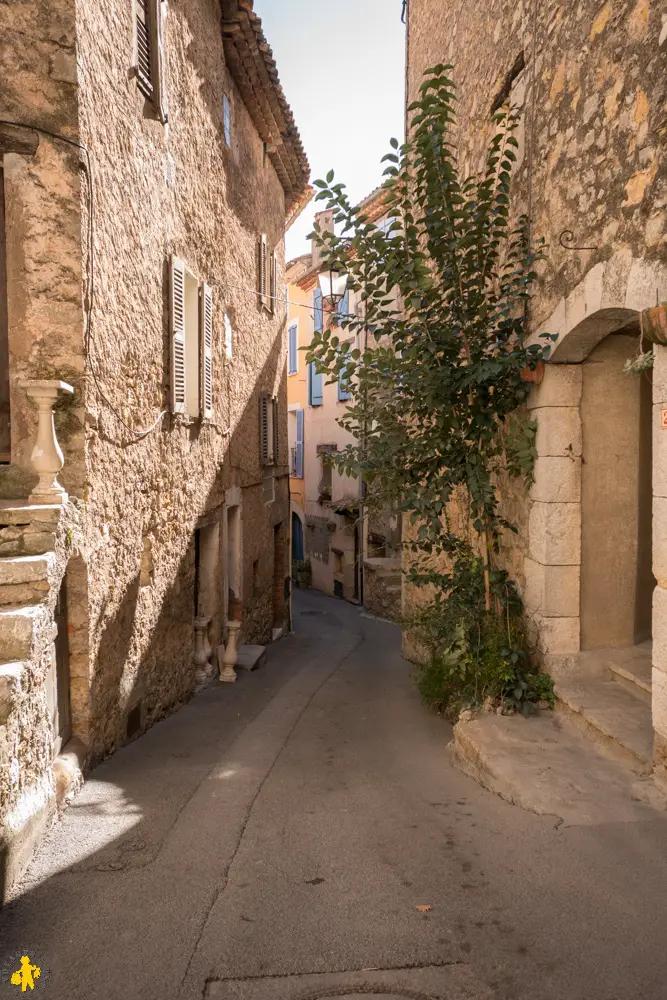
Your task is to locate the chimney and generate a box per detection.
[312,209,334,269]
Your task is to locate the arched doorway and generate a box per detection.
[580,330,654,648]
[291,511,304,562]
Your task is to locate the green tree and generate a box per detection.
[307,65,552,621]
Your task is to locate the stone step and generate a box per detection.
[0,501,62,527]
[0,555,53,606]
[0,554,52,586]
[0,606,42,661]
[235,644,266,671]
[606,646,652,704]
[555,674,653,775]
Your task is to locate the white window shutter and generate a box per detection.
[200,282,213,419]
[259,234,268,309]
[270,248,278,315]
[170,256,186,414]
[259,393,269,465]
[155,0,169,124]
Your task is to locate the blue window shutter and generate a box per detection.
[295,409,304,478]
[309,362,323,406]
[288,324,297,374]
[314,289,323,333]
[338,344,352,401]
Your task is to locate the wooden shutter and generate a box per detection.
[272,397,279,465]
[136,0,154,99]
[199,282,213,419]
[308,362,323,406]
[155,0,168,123]
[270,249,278,315]
[314,288,323,333]
[170,256,186,414]
[295,408,304,479]
[260,392,269,465]
[338,344,352,401]
[259,234,268,309]
[288,324,297,374]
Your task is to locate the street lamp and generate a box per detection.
[318,267,348,310]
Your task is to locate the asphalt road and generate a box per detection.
[1,588,666,1000]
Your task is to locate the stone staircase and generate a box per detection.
[555,642,654,775]
[0,501,85,899]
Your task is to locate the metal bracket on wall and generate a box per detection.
[558,229,598,251]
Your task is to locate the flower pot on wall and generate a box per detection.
[519,360,545,384]
[641,304,667,346]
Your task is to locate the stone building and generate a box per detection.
[0,0,309,899]
[405,0,667,772]
[286,197,402,618]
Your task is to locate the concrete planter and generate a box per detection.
[640,303,667,346]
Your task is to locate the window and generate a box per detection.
[288,408,304,478]
[308,362,323,407]
[317,448,335,503]
[260,392,279,465]
[288,322,298,374]
[169,256,213,419]
[313,288,323,333]
[135,0,168,122]
[338,343,352,402]
[224,312,233,359]
[223,93,231,146]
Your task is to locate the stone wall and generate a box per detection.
[0,0,297,895]
[71,0,290,757]
[0,0,86,499]
[404,0,667,650]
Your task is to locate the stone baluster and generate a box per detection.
[19,380,74,505]
[193,615,213,685]
[219,620,240,684]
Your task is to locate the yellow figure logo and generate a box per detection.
[10,956,41,991]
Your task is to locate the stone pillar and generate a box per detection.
[524,365,582,669]
[19,380,74,505]
[651,346,667,771]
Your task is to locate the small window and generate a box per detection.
[318,454,332,503]
[223,93,231,146]
[135,0,168,122]
[224,312,233,359]
[288,322,298,374]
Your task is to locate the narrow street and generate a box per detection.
[2,590,667,1000]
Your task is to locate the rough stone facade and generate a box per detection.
[0,0,307,900]
[405,0,667,768]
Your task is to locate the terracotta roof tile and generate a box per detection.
[220,1,310,212]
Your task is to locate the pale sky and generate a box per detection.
[253,0,406,261]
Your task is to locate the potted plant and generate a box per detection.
[292,558,312,589]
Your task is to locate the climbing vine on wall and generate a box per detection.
[306,66,555,712]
